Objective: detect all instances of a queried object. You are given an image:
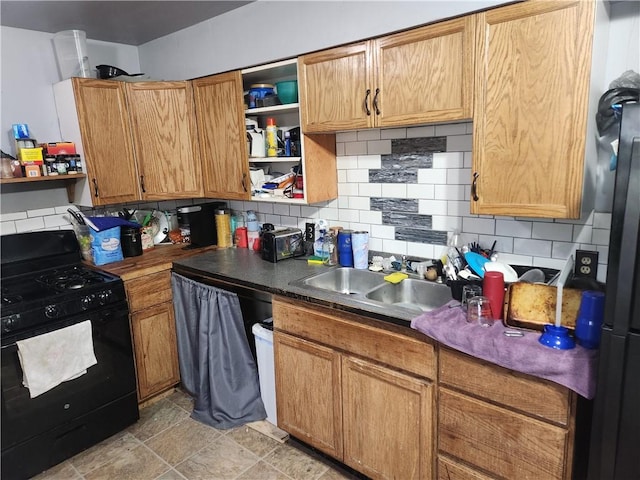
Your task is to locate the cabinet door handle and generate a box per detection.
[471,172,479,201]
[140,175,146,193]
[373,88,380,115]
[364,89,371,116]
[241,173,247,192]
[92,178,99,198]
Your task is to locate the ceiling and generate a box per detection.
[0,1,254,46]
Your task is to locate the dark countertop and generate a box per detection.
[172,248,423,326]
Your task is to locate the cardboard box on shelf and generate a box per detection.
[18,147,44,165]
[24,165,41,177]
[45,142,76,155]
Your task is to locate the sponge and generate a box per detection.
[384,272,409,284]
[307,256,324,265]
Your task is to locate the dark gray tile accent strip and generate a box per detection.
[370,198,418,212]
[395,227,448,245]
[381,153,433,169]
[391,137,446,154]
[382,212,432,230]
[369,168,417,183]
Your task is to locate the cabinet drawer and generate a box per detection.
[439,348,571,425]
[125,270,172,312]
[439,389,569,480]
[438,455,494,480]
[272,296,435,379]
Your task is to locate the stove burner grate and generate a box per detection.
[36,266,107,292]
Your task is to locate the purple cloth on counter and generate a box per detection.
[410,300,599,399]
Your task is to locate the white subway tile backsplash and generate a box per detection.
[15,217,45,233]
[497,253,533,266]
[419,200,448,215]
[466,123,474,134]
[446,134,473,152]
[407,242,434,259]
[368,236,384,251]
[367,140,392,155]
[478,235,513,254]
[435,185,465,201]
[464,151,473,168]
[1,212,28,221]
[513,238,552,257]
[418,168,447,184]
[463,217,495,235]
[435,123,468,136]
[447,201,470,217]
[407,125,435,138]
[345,141,368,155]
[593,212,612,229]
[289,205,301,218]
[432,152,464,169]
[338,209,360,223]
[300,206,320,218]
[44,214,71,228]
[335,142,346,156]
[256,203,274,214]
[371,224,395,239]
[380,128,407,140]
[337,170,348,183]
[591,228,610,246]
[358,183,382,197]
[1,222,17,235]
[552,241,576,259]
[431,215,462,232]
[27,207,56,217]
[447,168,472,185]
[349,196,371,210]
[359,210,382,224]
[357,155,382,169]
[346,169,370,183]
[337,155,358,169]
[336,131,358,142]
[273,204,290,216]
[338,183,359,196]
[381,184,407,197]
[532,222,573,242]
[54,205,75,214]
[573,224,593,243]
[265,214,282,225]
[533,257,568,271]
[382,239,407,255]
[358,129,381,141]
[496,219,532,238]
[407,184,435,199]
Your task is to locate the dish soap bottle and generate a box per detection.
[266,117,278,157]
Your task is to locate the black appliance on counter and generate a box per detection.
[177,201,227,248]
[587,103,640,479]
[1,231,139,480]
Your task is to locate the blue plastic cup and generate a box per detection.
[575,290,606,349]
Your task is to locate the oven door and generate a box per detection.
[1,301,137,451]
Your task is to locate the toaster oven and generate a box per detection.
[261,228,304,263]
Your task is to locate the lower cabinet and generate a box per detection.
[273,296,435,480]
[125,270,180,402]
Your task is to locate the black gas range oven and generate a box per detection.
[1,231,138,479]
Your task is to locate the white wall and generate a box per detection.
[139,0,508,80]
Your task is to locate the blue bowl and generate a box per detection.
[539,325,575,350]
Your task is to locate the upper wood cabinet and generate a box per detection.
[126,82,203,200]
[299,16,475,133]
[472,0,597,218]
[192,71,251,200]
[54,79,140,206]
[54,78,203,206]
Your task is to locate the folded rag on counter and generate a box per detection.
[410,300,598,399]
[17,320,97,398]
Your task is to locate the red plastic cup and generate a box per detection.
[483,271,505,320]
[235,226,248,248]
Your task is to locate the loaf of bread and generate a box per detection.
[505,283,582,331]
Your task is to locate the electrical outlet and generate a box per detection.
[305,223,315,242]
[574,250,598,279]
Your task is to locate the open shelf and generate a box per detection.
[248,156,301,164]
[0,173,86,202]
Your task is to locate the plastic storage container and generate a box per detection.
[252,322,277,425]
[275,80,298,104]
[52,30,92,81]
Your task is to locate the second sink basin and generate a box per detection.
[364,278,452,312]
[299,267,387,295]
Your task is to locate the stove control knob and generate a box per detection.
[97,289,112,305]
[81,295,94,310]
[3,314,19,332]
[44,304,60,318]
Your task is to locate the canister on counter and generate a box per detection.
[351,231,369,269]
[337,230,353,267]
[215,209,232,248]
[140,226,155,250]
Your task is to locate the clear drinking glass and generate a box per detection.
[466,296,494,327]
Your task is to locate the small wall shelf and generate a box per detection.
[0,174,86,203]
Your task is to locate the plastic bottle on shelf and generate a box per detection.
[284,131,292,157]
[266,118,278,157]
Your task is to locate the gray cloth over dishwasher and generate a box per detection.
[171,273,266,429]
[411,300,598,399]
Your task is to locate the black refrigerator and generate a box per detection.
[587,103,640,479]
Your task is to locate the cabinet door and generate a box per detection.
[342,356,434,480]
[126,81,203,199]
[130,301,180,402]
[374,15,475,127]
[274,331,343,460]
[192,71,250,200]
[472,0,596,218]
[299,42,373,132]
[71,79,140,205]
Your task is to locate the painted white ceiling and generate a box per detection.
[0,1,254,46]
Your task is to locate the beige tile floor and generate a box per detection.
[33,390,361,480]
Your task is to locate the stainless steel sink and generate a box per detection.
[290,267,452,314]
[364,278,452,312]
[296,267,387,295]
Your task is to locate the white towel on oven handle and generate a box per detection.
[17,320,97,398]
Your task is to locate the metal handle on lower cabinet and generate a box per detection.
[364,89,371,116]
[140,175,146,193]
[92,178,99,197]
[471,172,479,201]
[373,88,380,115]
[241,173,247,192]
